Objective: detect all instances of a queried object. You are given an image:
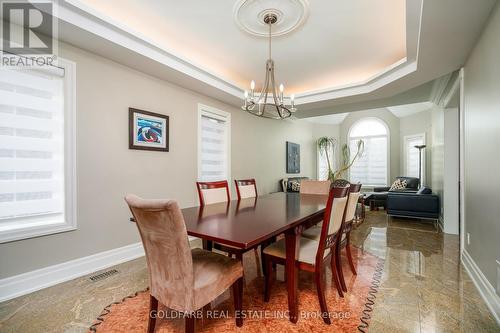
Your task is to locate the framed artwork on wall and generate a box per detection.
[286,141,300,173]
[129,108,169,152]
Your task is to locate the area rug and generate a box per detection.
[89,247,383,332]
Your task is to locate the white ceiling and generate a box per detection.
[72,0,406,94]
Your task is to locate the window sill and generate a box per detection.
[0,220,77,244]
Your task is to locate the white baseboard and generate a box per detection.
[0,242,145,302]
[461,249,500,325]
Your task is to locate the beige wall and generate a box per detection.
[0,42,316,278]
[399,110,432,185]
[339,108,400,186]
[463,2,500,287]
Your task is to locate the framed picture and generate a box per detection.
[129,108,169,152]
[286,141,300,173]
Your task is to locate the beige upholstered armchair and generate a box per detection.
[125,195,244,333]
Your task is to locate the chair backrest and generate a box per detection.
[125,195,194,312]
[315,185,349,262]
[332,179,350,187]
[300,180,331,195]
[196,180,230,205]
[234,178,257,199]
[345,183,362,223]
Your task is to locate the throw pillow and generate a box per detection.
[389,179,407,191]
[289,180,301,192]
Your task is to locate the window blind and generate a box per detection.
[349,136,387,186]
[405,135,424,179]
[199,113,228,182]
[0,68,65,224]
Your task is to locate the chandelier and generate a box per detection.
[241,13,297,119]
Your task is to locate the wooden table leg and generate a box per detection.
[285,228,300,323]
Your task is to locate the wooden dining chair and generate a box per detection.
[125,194,244,333]
[299,180,331,195]
[196,180,258,261]
[302,183,362,292]
[262,185,350,324]
[234,178,257,200]
[196,180,231,205]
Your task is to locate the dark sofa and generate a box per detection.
[387,190,440,221]
[368,176,420,209]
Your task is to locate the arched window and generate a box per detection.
[348,118,389,186]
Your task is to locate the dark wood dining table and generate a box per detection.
[180,192,328,323]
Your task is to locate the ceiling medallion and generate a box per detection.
[233,0,309,37]
[241,13,296,119]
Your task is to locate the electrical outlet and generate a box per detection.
[467,233,470,245]
[496,261,500,297]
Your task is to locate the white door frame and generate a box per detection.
[458,69,466,254]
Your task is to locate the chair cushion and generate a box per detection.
[263,237,328,265]
[192,248,243,309]
[201,188,228,205]
[302,225,321,240]
[302,226,347,243]
[238,184,256,199]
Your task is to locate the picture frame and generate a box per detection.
[286,141,300,173]
[129,108,169,152]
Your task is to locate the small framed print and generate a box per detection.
[129,108,169,152]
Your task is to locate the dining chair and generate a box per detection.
[302,183,362,292]
[196,180,231,205]
[125,194,244,333]
[234,178,257,200]
[299,180,331,195]
[262,185,350,324]
[196,180,260,262]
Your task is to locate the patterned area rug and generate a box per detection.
[89,247,383,332]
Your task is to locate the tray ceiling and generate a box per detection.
[73,0,406,94]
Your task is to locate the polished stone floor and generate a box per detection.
[0,211,498,332]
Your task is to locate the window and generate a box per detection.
[348,118,389,186]
[404,134,425,182]
[198,104,230,182]
[317,144,335,181]
[0,59,76,243]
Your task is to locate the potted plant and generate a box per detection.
[317,137,364,181]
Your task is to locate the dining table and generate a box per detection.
[180,192,328,323]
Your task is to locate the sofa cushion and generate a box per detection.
[417,186,432,194]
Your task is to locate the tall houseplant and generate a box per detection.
[317,137,364,181]
[317,137,337,181]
